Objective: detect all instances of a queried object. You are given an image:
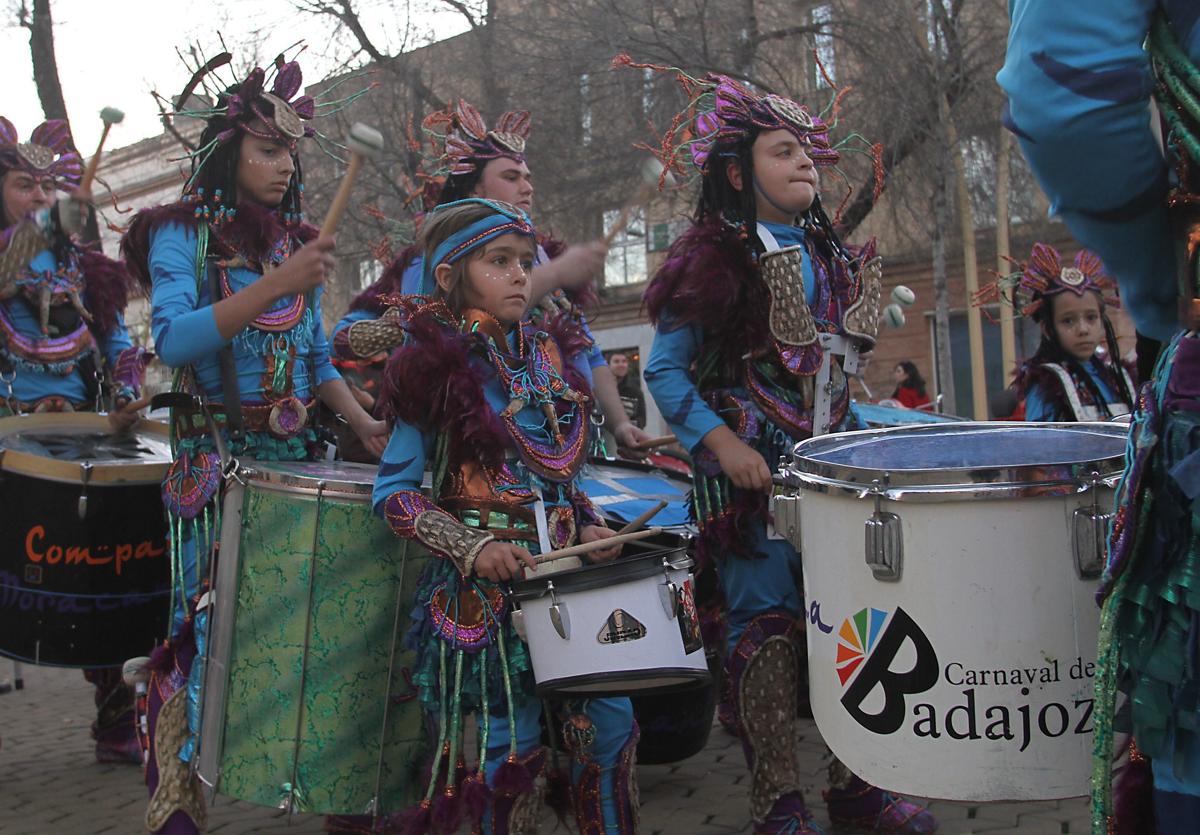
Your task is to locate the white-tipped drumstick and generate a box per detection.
[79,107,125,193]
[534,526,663,564]
[320,122,385,238]
[603,158,672,247]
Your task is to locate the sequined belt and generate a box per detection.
[174,397,316,441]
[443,498,538,544]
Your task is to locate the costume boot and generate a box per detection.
[729,613,821,835]
[569,721,640,835]
[824,759,937,833]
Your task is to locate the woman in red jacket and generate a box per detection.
[890,361,931,409]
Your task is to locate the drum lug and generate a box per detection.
[659,557,680,619]
[864,483,903,581]
[772,493,802,550]
[77,461,91,520]
[548,582,570,640]
[511,607,527,641]
[1072,472,1109,580]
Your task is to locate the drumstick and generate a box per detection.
[603,158,670,247]
[79,107,125,193]
[632,434,677,451]
[320,123,384,238]
[534,527,663,564]
[616,500,668,534]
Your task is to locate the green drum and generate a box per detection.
[196,460,429,815]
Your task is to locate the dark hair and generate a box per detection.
[189,90,304,218]
[1029,290,1133,412]
[436,167,485,205]
[694,130,851,264]
[892,361,927,398]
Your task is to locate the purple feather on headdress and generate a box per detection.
[272,60,303,100]
[0,116,17,146]
[29,120,74,154]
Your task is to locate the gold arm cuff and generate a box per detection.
[414,510,495,577]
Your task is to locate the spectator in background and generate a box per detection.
[890,361,931,409]
[609,351,646,428]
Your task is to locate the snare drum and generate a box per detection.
[197,461,429,815]
[776,422,1128,801]
[0,413,171,667]
[512,547,709,697]
[581,459,721,763]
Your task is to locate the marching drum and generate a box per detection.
[512,546,709,697]
[196,461,429,815]
[581,459,723,764]
[775,422,1128,801]
[0,413,171,667]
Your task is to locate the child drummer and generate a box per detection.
[372,198,640,834]
[638,66,936,834]
[1004,243,1135,422]
[0,116,148,764]
[121,53,386,835]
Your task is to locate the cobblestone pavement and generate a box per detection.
[0,664,1091,834]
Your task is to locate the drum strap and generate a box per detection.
[206,259,245,442]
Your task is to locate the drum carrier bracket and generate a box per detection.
[864,477,903,582]
[1071,471,1109,580]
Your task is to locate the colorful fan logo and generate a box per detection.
[836,607,890,686]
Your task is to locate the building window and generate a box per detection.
[358,258,383,291]
[580,72,593,146]
[604,207,647,287]
[812,4,835,88]
[641,67,655,118]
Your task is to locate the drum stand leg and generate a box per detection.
[0,660,21,694]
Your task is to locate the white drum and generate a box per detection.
[511,548,709,696]
[775,422,1129,801]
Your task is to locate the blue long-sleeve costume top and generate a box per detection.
[149,222,340,401]
[998,1,1200,342]
[1023,359,1119,422]
[646,222,817,453]
[0,242,136,406]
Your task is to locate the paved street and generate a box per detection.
[0,664,1090,834]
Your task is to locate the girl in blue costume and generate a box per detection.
[372,198,638,835]
[0,116,149,765]
[120,55,386,835]
[333,100,650,458]
[639,68,935,835]
[1010,243,1135,423]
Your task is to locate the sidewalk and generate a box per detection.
[0,664,1091,834]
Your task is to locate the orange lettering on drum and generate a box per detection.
[22,524,165,576]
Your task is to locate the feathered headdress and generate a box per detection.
[424,100,531,177]
[0,118,83,188]
[974,242,1119,319]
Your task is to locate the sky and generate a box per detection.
[1,0,467,153]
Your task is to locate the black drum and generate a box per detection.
[0,413,171,667]
[580,458,723,764]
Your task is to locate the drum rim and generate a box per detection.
[535,667,711,698]
[782,421,1127,498]
[511,547,692,600]
[0,412,170,484]
[235,459,378,498]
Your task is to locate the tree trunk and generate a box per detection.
[932,148,957,416]
[995,128,1016,384]
[946,113,988,420]
[25,0,69,124]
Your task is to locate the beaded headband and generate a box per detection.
[0,118,83,188]
[424,198,537,287]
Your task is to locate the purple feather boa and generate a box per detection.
[121,200,316,292]
[76,246,135,337]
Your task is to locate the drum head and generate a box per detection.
[238,459,379,498]
[512,547,692,601]
[0,412,170,484]
[786,421,1128,493]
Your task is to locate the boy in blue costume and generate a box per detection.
[640,68,934,835]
